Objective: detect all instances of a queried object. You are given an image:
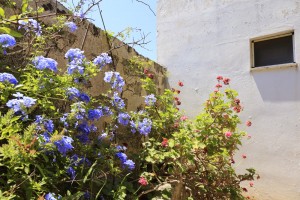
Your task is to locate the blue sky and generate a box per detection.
[63,0,157,61]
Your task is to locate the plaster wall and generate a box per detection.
[157,0,300,199]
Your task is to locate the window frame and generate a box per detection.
[250,30,296,69]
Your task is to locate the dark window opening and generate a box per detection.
[253,34,294,67]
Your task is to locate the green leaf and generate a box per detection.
[22,0,28,13]
[0,7,5,18]
[83,161,97,183]
[0,27,22,37]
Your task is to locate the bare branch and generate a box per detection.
[134,0,156,16]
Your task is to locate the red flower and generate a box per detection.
[173,122,179,129]
[223,78,230,85]
[144,69,149,74]
[242,187,248,192]
[147,73,154,79]
[217,76,223,81]
[215,83,222,88]
[242,154,247,159]
[138,177,148,186]
[234,99,240,104]
[249,182,254,187]
[180,116,188,121]
[178,81,184,87]
[225,131,232,138]
[176,100,181,105]
[174,97,179,101]
[176,90,181,94]
[161,138,168,147]
[246,121,252,127]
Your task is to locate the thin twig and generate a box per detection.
[134,0,156,16]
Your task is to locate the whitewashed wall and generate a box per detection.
[157,0,300,199]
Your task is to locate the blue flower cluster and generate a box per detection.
[112,92,125,109]
[18,19,42,36]
[65,21,78,32]
[88,108,103,120]
[93,53,112,69]
[117,112,130,126]
[6,93,36,114]
[0,72,18,85]
[65,48,85,74]
[130,118,152,136]
[104,71,125,92]
[71,154,91,166]
[116,152,135,170]
[70,102,87,120]
[67,166,76,179]
[45,193,60,200]
[35,115,54,133]
[77,122,91,143]
[74,10,85,19]
[66,87,90,103]
[0,34,16,54]
[145,94,157,106]
[32,56,58,72]
[54,136,74,156]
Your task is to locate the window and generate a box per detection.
[251,31,295,68]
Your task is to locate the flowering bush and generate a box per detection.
[0,1,258,200]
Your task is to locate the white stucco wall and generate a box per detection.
[157,0,300,199]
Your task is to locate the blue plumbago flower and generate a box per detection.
[102,106,113,116]
[116,145,127,151]
[77,122,91,134]
[83,191,91,199]
[45,193,57,200]
[60,113,69,127]
[74,10,85,19]
[65,48,85,61]
[98,132,107,141]
[0,34,16,54]
[130,120,137,133]
[35,115,44,123]
[117,112,130,126]
[104,71,125,92]
[104,71,113,82]
[42,132,51,143]
[67,62,85,75]
[0,72,18,85]
[138,118,152,136]
[145,94,157,106]
[112,92,125,109]
[32,56,58,72]
[71,102,86,120]
[77,122,91,143]
[54,136,74,156]
[79,92,90,103]
[22,96,37,107]
[18,19,42,36]
[6,94,36,113]
[116,152,127,163]
[65,21,77,32]
[88,108,103,120]
[91,124,97,132]
[12,92,24,98]
[65,48,85,74]
[124,159,135,170]
[93,53,112,69]
[67,166,76,179]
[66,87,81,100]
[44,119,54,133]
